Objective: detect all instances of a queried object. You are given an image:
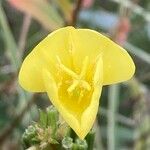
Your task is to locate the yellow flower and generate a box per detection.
[19,26,135,139]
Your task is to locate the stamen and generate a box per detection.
[67,80,79,93]
[56,56,78,79]
[77,90,84,103]
[81,80,91,91]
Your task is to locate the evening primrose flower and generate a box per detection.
[19,26,135,139]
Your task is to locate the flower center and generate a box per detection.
[57,56,91,101]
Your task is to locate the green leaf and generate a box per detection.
[39,109,47,128]
[47,106,59,138]
[85,131,95,150]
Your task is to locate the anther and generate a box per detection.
[56,56,78,79]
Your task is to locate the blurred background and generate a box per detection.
[0,0,150,149]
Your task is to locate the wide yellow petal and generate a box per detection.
[70,28,135,84]
[42,54,103,139]
[19,50,45,92]
[19,27,74,92]
[102,37,135,85]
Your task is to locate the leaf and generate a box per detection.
[39,109,47,128]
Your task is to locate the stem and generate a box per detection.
[85,131,95,150]
[18,14,31,58]
[99,107,135,127]
[107,84,120,150]
[70,0,83,26]
[94,120,104,150]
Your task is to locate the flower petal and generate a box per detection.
[70,28,135,84]
[19,27,74,92]
[80,54,103,139]
[42,55,103,139]
[42,68,80,137]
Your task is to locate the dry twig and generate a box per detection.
[70,0,83,26]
